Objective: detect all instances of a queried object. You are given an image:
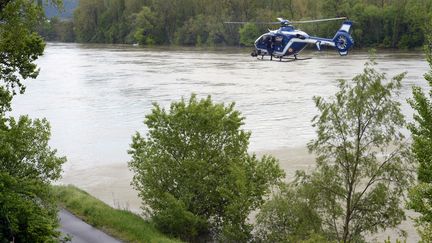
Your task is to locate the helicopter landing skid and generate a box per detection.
[256,56,312,62]
[281,57,312,62]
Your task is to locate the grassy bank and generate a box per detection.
[54,185,181,243]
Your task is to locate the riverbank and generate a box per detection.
[60,146,316,213]
[59,146,420,242]
[47,41,425,53]
[54,185,180,243]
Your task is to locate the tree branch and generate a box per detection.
[351,149,399,211]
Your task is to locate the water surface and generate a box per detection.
[12,43,429,172]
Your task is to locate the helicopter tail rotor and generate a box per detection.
[333,21,354,56]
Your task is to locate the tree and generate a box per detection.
[303,53,413,242]
[0,0,45,96]
[175,15,209,46]
[73,0,106,42]
[239,23,259,47]
[0,0,66,241]
[128,94,284,242]
[0,116,66,241]
[407,33,432,241]
[131,6,157,45]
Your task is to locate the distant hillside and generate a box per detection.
[44,0,78,19]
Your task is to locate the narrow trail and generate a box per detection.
[59,209,122,243]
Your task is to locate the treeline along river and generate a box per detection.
[42,0,431,49]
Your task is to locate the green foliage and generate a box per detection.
[0,87,12,115]
[175,15,210,46]
[408,183,432,228]
[0,115,66,242]
[0,173,59,242]
[72,0,106,42]
[415,222,432,243]
[131,6,157,45]
[407,33,432,242]
[408,34,432,184]
[255,183,323,242]
[128,94,285,242]
[54,185,181,243]
[239,23,259,47]
[0,116,65,182]
[1,1,66,241]
[58,0,432,48]
[38,17,75,42]
[0,0,45,96]
[383,236,407,243]
[152,193,208,241]
[301,53,413,242]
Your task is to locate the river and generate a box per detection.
[12,43,429,169]
[11,43,429,241]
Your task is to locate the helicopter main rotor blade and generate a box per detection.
[291,17,347,24]
[225,17,347,25]
[224,21,280,25]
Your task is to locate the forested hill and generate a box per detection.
[41,0,432,49]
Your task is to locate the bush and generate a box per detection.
[152,193,208,241]
[255,183,323,242]
[0,116,66,242]
[128,94,284,241]
[239,23,259,47]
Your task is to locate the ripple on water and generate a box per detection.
[11,43,430,167]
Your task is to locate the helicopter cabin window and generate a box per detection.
[274,36,284,45]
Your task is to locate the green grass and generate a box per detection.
[53,185,182,243]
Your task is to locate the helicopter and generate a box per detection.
[225,17,354,61]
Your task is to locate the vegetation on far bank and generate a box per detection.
[41,0,431,49]
[54,185,181,243]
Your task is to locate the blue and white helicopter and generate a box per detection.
[227,17,354,61]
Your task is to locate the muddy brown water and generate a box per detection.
[12,43,429,242]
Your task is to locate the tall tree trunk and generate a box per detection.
[343,178,353,243]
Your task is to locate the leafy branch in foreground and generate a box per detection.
[0,116,66,241]
[0,1,66,241]
[407,32,432,242]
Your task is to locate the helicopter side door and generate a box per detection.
[272,34,288,55]
[255,34,274,54]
